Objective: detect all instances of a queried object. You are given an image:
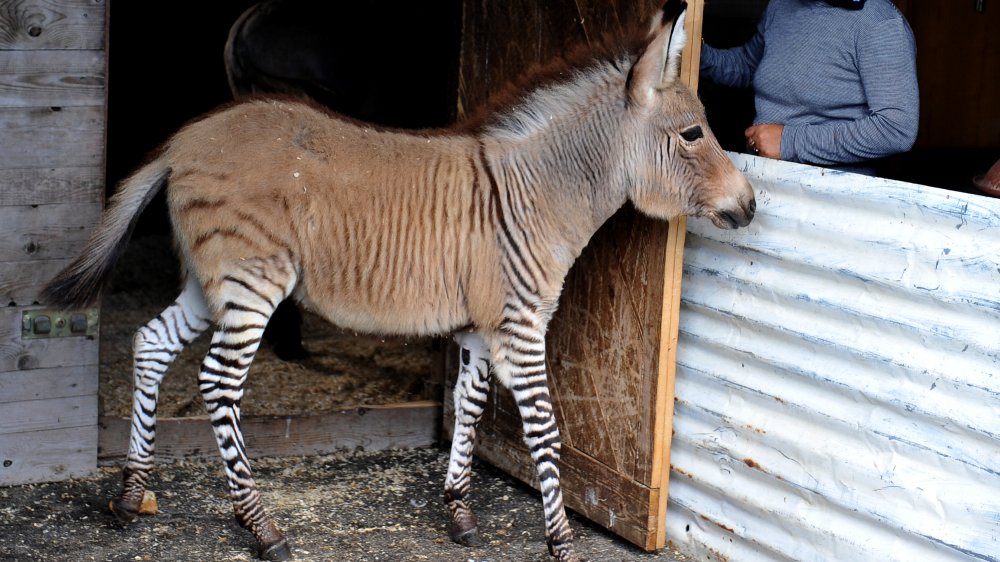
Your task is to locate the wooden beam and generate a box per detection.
[98,401,443,465]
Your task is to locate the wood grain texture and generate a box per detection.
[0,425,97,486]
[0,365,97,404]
[0,394,97,435]
[98,402,443,464]
[0,0,105,487]
[0,202,101,262]
[448,0,703,551]
[896,0,1000,149]
[0,49,105,107]
[0,167,103,206]
[0,106,105,169]
[0,257,73,304]
[0,0,106,50]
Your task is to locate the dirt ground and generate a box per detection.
[0,449,687,562]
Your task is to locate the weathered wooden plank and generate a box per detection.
[0,305,98,372]
[0,167,103,207]
[0,257,72,304]
[0,202,100,262]
[0,0,105,50]
[0,105,104,169]
[0,49,105,107]
[0,393,96,435]
[0,365,97,404]
[0,424,96,485]
[98,401,442,464]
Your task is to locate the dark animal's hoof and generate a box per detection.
[450,526,484,547]
[108,498,139,524]
[260,538,292,561]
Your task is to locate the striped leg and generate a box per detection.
[497,325,578,562]
[200,265,294,561]
[111,277,211,521]
[444,332,492,546]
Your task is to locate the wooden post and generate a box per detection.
[651,1,704,547]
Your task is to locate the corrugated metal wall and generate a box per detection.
[667,154,1000,562]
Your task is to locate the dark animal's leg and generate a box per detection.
[263,299,308,361]
[112,277,210,521]
[444,333,491,546]
[497,323,579,562]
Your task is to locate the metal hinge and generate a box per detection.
[22,309,99,339]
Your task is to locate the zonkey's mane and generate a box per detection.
[458,27,650,135]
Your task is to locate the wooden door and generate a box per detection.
[445,0,704,550]
[895,0,1000,149]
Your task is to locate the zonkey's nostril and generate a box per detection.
[747,198,757,215]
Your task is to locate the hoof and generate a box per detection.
[259,539,292,561]
[450,526,484,547]
[108,497,139,524]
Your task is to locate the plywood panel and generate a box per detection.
[0,0,106,50]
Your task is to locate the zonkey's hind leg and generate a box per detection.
[199,263,295,561]
[444,332,492,546]
[111,277,210,522]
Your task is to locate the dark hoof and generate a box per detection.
[108,497,139,524]
[450,526,483,547]
[260,539,292,561]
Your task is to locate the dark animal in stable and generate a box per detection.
[42,1,754,560]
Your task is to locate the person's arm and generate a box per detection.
[699,18,767,88]
[780,17,920,165]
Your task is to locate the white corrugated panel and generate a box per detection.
[668,154,1000,562]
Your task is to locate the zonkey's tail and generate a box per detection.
[41,159,171,309]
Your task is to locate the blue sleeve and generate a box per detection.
[699,17,766,88]
[781,17,920,165]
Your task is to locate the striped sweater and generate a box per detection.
[700,0,919,166]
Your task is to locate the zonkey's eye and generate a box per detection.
[680,126,703,142]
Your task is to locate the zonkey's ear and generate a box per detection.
[629,0,688,108]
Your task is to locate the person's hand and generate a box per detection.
[745,124,783,159]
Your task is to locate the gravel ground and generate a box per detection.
[0,448,688,562]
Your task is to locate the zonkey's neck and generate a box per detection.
[478,91,630,284]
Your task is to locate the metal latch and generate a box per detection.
[22,309,99,339]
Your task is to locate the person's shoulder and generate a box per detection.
[858,0,909,25]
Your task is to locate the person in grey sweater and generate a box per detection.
[700,0,919,172]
